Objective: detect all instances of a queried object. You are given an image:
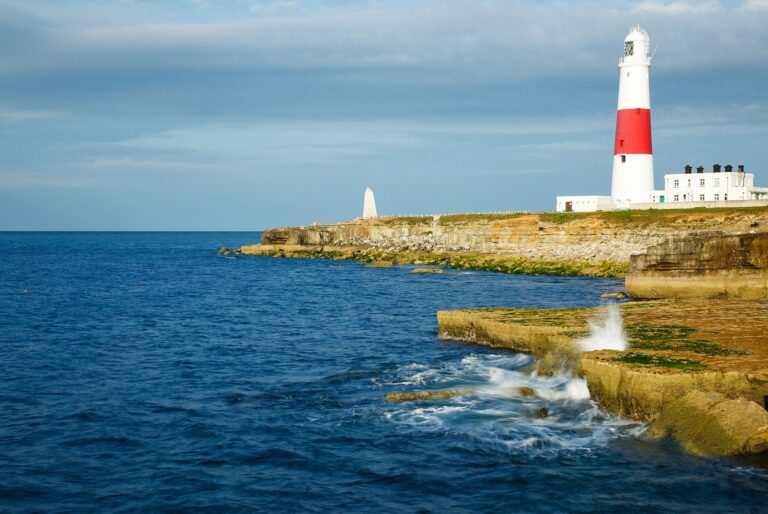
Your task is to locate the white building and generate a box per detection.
[642,164,768,207]
[555,196,614,213]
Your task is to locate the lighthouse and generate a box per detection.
[611,26,655,207]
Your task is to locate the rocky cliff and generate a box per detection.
[260,208,768,265]
[626,232,768,299]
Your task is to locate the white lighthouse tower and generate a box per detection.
[611,26,655,207]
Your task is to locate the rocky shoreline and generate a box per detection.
[232,207,768,457]
[437,300,768,457]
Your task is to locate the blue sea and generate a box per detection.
[1,232,767,513]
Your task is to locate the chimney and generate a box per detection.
[684,165,692,174]
[725,164,733,173]
[697,166,704,174]
[738,164,745,173]
[713,164,721,173]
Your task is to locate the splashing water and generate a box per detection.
[578,303,628,352]
[384,352,641,454]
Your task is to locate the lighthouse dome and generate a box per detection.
[621,25,651,65]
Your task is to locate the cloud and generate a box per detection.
[741,0,768,9]
[635,0,724,12]
[0,109,61,122]
[0,170,94,188]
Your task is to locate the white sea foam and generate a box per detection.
[384,352,640,455]
[578,303,628,352]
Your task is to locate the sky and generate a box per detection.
[1,0,767,230]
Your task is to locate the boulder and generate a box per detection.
[644,391,768,456]
[516,386,537,398]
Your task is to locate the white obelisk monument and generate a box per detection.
[362,187,378,218]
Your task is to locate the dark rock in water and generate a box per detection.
[601,291,628,299]
[384,389,471,402]
[516,386,536,398]
[536,407,549,419]
[219,247,231,255]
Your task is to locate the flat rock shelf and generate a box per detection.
[437,299,768,457]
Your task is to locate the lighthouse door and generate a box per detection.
[565,201,573,212]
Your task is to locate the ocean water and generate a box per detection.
[1,232,767,513]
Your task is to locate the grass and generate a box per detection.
[424,206,768,228]
[375,216,433,226]
[613,352,707,371]
[437,213,527,225]
[626,322,748,356]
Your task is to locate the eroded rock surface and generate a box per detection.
[626,232,768,299]
[644,391,768,457]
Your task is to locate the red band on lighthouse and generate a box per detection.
[613,108,652,155]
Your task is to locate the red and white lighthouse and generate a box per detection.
[611,26,654,207]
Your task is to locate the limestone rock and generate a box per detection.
[384,389,471,402]
[516,386,537,398]
[411,268,444,274]
[626,232,768,300]
[366,261,393,268]
[645,391,768,457]
[600,291,628,299]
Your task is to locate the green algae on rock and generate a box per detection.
[236,244,628,278]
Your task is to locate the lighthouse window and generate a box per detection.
[621,155,626,163]
[625,41,634,56]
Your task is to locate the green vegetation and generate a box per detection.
[626,323,747,356]
[426,206,768,228]
[437,213,526,225]
[613,352,707,371]
[240,246,628,278]
[375,216,433,226]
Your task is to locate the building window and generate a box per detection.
[673,179,679,188]
[714,193,720,201]
[714,178,720,187]
[699,178,705,187]
[700,194,705,201]
[687,179,691,187]
[621,155,626,163]
[674,194,679,202]
[724,194,728,201]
